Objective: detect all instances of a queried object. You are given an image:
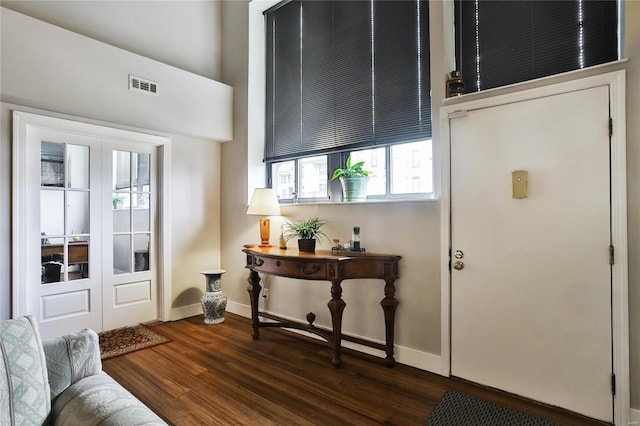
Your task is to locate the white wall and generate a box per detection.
[0,6,227,324]
[1,0,222,81]
[1,8,232,142]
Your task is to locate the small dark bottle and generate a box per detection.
[352,226,361,251]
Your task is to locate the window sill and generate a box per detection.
[279,195,439,207]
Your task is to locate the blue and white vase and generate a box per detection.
[200,269,227,325]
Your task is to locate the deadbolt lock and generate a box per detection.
[454,250,464,259]
[453,261,465,270]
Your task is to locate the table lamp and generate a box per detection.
[246,188,281,247]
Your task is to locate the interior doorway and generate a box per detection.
[13,111,171,338]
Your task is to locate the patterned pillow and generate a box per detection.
[43,328,102,403]
[0,315,51,425]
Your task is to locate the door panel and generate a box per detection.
[102,140,157,330]
[450,86,612,421]
[30,129,103,338]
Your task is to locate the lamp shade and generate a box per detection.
[246,188,281,216]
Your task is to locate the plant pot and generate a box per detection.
[339,176,369,202]
[298,239,316,253]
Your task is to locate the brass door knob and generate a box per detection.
[453,261,464,270]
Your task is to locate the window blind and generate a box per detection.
[454,0,618,93]
[265,0,431,162]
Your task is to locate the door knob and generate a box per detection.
[453,261,464,270]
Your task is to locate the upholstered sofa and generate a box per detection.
[0,315,166,425]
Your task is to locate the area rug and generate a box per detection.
[427,389,559,426]
[99,324,171,360]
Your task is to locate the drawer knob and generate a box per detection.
[255,258,264,266]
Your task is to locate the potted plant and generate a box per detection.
[112,194,125,209]
[283,217,328,253]
[331,155,371,202]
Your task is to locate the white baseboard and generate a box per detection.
[226,302,444,374]
[630,408,640,425]
[169,303,202,321]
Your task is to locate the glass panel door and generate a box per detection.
[40,142,91,283]
[112,151,151,274]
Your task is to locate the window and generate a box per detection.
[265,0,431,202]
[454,0,618,93]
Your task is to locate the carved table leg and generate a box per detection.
[327,280,346,368]
[380,278,398,367]
[246,270,262,340]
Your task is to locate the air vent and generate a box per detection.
[129,75,159,95]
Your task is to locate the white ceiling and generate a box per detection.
[1,0,223,80]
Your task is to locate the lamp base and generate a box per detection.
[259,218,271,247]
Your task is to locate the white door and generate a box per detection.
[450,86,613,421]
[101,140,158,330]
[16,117,161,338]
[26,128,103,338]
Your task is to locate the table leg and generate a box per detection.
[380,278,398,367]
[327,280,346,368]
[246,270,261,340]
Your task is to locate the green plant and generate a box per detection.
[112,194,125,206]
[283,217,328,242]
[331,155,371,181]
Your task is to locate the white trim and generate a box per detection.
[630,408,640,425]
[159,142,172,322]
[11,110,172,326]
[439,70,628,425]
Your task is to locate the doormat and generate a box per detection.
[99,324,171,360]
[427,389,559,426]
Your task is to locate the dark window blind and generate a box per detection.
[454,0,618,93]
[265,0,431,163]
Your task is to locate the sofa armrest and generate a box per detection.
[42,329,102,402]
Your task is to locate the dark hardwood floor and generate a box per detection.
[102,313,609,425]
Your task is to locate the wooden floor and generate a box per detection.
[102,313,608,426]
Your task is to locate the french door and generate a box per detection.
[102,140,157,330]
[13,113,162,338]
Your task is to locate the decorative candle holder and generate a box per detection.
[200,269,227,325]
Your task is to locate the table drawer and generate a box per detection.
[251,255,328,280]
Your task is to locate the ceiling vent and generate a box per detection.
[129,75,159,95]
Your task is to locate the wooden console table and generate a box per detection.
[243,245,401,367]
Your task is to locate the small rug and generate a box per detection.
[99,324,171,360]
[427,389,559,426]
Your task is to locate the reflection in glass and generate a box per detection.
[299,156,327,198]
[68,237,89,281]
[113,151,131,190]
[132,153,150,191]
[41,237,64,284]
[113,234,131,274]
[132,194,150,232]
[66,145,90,189]
[390,140,432,194]
[113,193,130,233]
[134,234,150,272]
[67,191,89,234]
[272,160,295,200]
[41,190,65,236]
[41,141,64,187]
[350,148,386,195]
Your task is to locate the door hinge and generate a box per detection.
[609,245,615,265]
[611,373,616,395]
[609,118,613,137]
